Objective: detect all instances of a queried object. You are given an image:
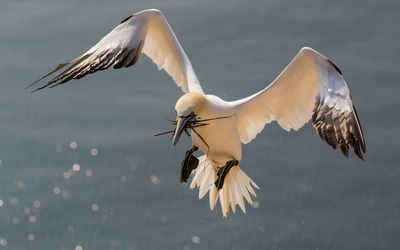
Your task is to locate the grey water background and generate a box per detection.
[0,0,399,249]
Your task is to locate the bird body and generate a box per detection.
[31,9,366,217]
[175,93,259,216]
[176,93,241,165]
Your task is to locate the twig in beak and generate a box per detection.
[166,118,177,125]
[153,124,207,137]
[195,115,233,123]
[192,128,209,148]
[154,114,232,142]
[154,129,176,137]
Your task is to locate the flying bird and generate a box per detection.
[30,9,366,217]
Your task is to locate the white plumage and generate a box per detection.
[30,9,366,217]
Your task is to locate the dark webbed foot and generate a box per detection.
[215,160,239,190]
[180,146,199,183]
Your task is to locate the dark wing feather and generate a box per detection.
[28,9,204,94]
[312,98,366,160]
[31,41,143,92]
[234,47,366,160]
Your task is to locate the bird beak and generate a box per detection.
[172,113,195,147]
[172,117,186,148]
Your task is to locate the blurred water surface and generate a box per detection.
[0,0,399,249]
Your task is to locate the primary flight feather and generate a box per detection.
[30,9,365,217]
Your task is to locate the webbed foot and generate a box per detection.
[180,146,199,183]
[215,159,239,190]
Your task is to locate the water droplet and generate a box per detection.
[33,201,40,208]
[28,233,35,241]
[192,236,200,244]
[70,141,78,149]
[85,170,93,177]
[72,164,80,172]
[9,197,19,205]
[91,204,99,212]
[90,148,98,156]
[252,201,259,208]
[29,215,37,223]
[75,245,83,250]
[12,217,20,224]
[53,187,61,195]
[63,172,71,179]
[24,207,31,214]
[150,175,159,185]
[0,238,7,246]
[0,199,3,207]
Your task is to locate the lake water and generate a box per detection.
[0,0,399,249]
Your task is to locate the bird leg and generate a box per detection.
[180,146,199,183]
[215,159,239,190]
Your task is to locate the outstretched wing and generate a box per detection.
[232,47,366,160]
[29,9,203,94]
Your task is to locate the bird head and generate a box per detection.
[172,93,206,147]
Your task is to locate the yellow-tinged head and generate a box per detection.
[175,92,207,117]
[172,93,207,147]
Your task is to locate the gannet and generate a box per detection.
[30,9,366,217]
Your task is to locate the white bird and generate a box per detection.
[30,9,366,217]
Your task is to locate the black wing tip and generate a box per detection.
[31,83,51,93]
[30,88,41,93]
[120,15,133,24]
[312,99,366,161]
[351,105,366,153]
[353,139,365,161]
[338,141,365,161]
[335,139,365,161]
[28,79,52,93]
[27,62,71,92]
[354,148,365,161]
[28,54,93,92]
[326,59,343,75]
[26,78,43,90]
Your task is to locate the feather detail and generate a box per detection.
[190,158,258,217]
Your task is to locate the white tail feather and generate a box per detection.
[190,155,259,217]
